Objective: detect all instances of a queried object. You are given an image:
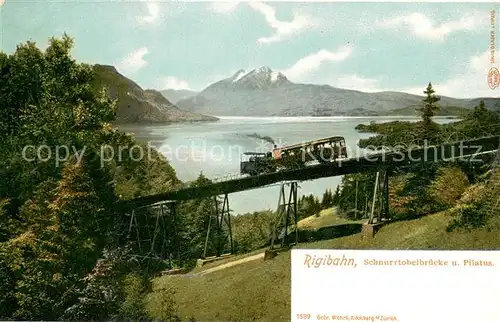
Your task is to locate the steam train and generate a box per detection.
[240,136,348,176]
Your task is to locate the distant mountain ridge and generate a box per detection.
[160,89,198,104]
[92,65,217,124]
[176,66,500,117]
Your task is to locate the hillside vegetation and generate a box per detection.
[0,35,222,321]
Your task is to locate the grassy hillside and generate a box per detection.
[297,207,363,230]
[92,65,218,124]
[144,211,500,321]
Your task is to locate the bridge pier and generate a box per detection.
[364,169,390,237]
[270,181,299,250]
[367,169,390,224]
[126,200,181,267]
[202,193,234,258]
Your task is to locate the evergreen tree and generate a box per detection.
[472,100,488,121]
[332,186,341,205]
[3,155,118,320]
[314,196,321,215]
[298,196,310,220]
[178,173,222,259]
[416,82,440,144]
[321,189,332,208]
[463,100,500,138]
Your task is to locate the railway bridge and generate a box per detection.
[116,135,500,265]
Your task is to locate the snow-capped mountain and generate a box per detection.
[227,66,290,89]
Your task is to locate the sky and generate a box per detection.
[1,1,500,98]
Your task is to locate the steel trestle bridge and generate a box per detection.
[117,135,500,263]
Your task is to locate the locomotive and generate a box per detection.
[240,136,348,176]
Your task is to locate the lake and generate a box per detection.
[117,116,458,214]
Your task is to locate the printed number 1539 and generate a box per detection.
[296,313,311,319]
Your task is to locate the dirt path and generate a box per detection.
[198,252,265,276]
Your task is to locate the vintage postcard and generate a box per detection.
[1,0,499,321]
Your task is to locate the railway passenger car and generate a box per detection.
[240,136,348,176]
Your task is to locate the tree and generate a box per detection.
[472,100,488,120]
[3,155,118,320]
[321,189,333,208]
[231,211,273,253]
[0,34,116,221]
[313,196,321,215]
[297,196,309,220]
[332,186,341,205]
[416,82,440,144]
[177,173,221,259]
[462,100,500,138]
[428,166,469,209]
[420,82,440,123]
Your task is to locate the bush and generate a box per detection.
[388,173,416,219]
[429,166,469,209]
[232,211,273,253]
[0,246,16,318]
[447,203,487,231]
[119,273,149,321]
[459,183,486,205]
[145,282,181,322]
[448,165,500,231]
[62,247,139,321]
[158,286,181,322]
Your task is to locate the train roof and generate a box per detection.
[274,136,346,151]
[242,152,267,156]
